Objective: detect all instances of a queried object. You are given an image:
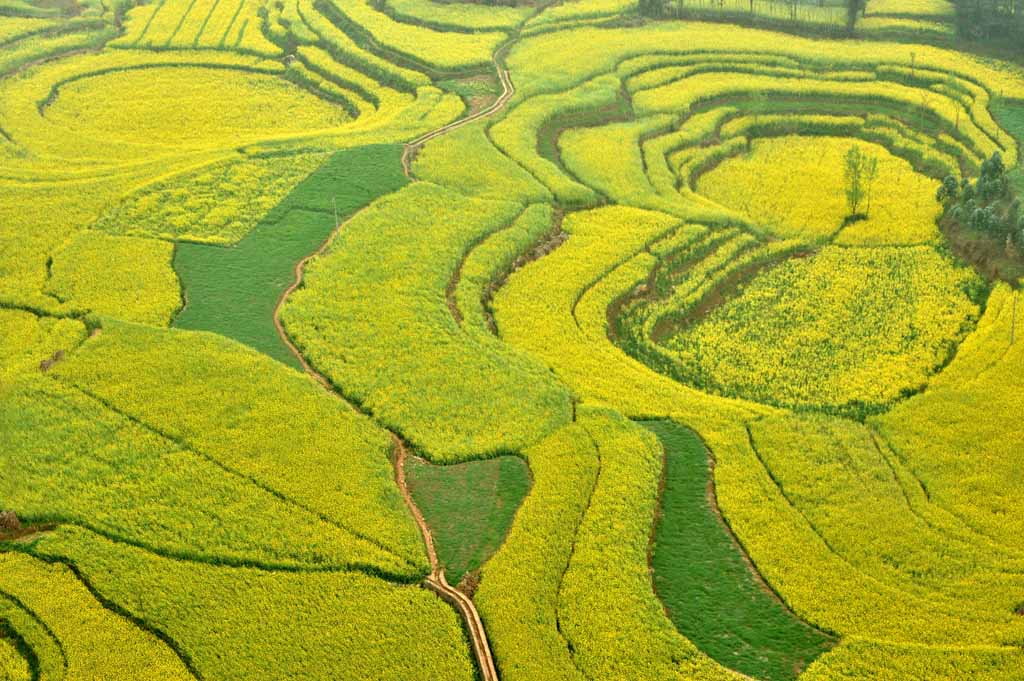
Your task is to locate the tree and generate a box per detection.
[843,145,879,218]
[845,0,862,34]
[638,0,669,16]
[937,175,960,205]
[863,153,880,214]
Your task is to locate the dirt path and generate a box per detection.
[393,437,500,681]
[400,44,516,177]
[272,55,517,671]
[273,232,501,680]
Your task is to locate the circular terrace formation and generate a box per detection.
[514,48,1009,415]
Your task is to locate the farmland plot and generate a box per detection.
[2,3,1024,681]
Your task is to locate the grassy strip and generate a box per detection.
[406,455,530,584]
[173,144,408,368]
[992,98,1024,194]
[641,419,835,681]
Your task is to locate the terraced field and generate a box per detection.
[2,0,1024,678]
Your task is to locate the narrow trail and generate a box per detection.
[393,437,500,681]
[401,44,516,177]
[273,214,501,681]
[273,46,520,681]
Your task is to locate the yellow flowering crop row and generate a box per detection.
[44,231,180,324]
[34,526,477,681]
[748,414,1024,619]
[644,108,736,197]
[635,62,875,97]
[561,407,740,680]
[325,0,504,71]
[523,0,634,29]
[874,283,1024,549]
[626,230,759,342]
[649,222,710,259]
[297,44,409,112]
[28,66,346,162]
[858,15,956,40]
[414,120,551,203]
[454,203,554,333]
[628,237,808,368]
[296,0,431,89]
[93,151,328,243]
[558,113,694,216]
[555,104,742,222]
[718,112,963,176]
[665,245,981,412]
[696,136,942,244]
[617,51,804,81]
[803,639,1024,680]
[0,23,116,77]
[473,406,745,681]
[280,182,572,460]
[633,72,1006,165]
[382,0,532,31]
[0,552,194,679]
[0,637,28,681]
[0,309,85,389]
[115,0,281,56]
[490,74,621,207]
[494,205,767,422]
[493,206,1023,650]
[51,321,430,571]
[475,423,596,681]
[3,372,424,574]
[506,23,1024,101]
[0,15,58,43]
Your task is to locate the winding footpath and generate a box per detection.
[401,44,516,177]
[274,48,517,681]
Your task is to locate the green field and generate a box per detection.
[173,145,409,367]
[642,420,835,681]
[407,455,530,585]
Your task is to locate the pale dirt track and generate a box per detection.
[274,239,502,681]
[273,48,517,681]
[401,45,516,177]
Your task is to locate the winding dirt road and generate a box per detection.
[273,224,501,681]
[401,45,516,177]
[394,437,500,681]
[274,47,518,681]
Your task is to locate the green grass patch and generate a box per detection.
[172,144,409,367]
[641,420,835,681]
[406,455,530,585]
[992,98,1024,193]
[437,75,500,99]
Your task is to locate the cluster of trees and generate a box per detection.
[638,0,1023,44]
[954,0,1024,47]
[938,152,1024,246]
[638,0,864,35]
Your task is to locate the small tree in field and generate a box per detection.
[843,145,879,219]
[863,152,879,214]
